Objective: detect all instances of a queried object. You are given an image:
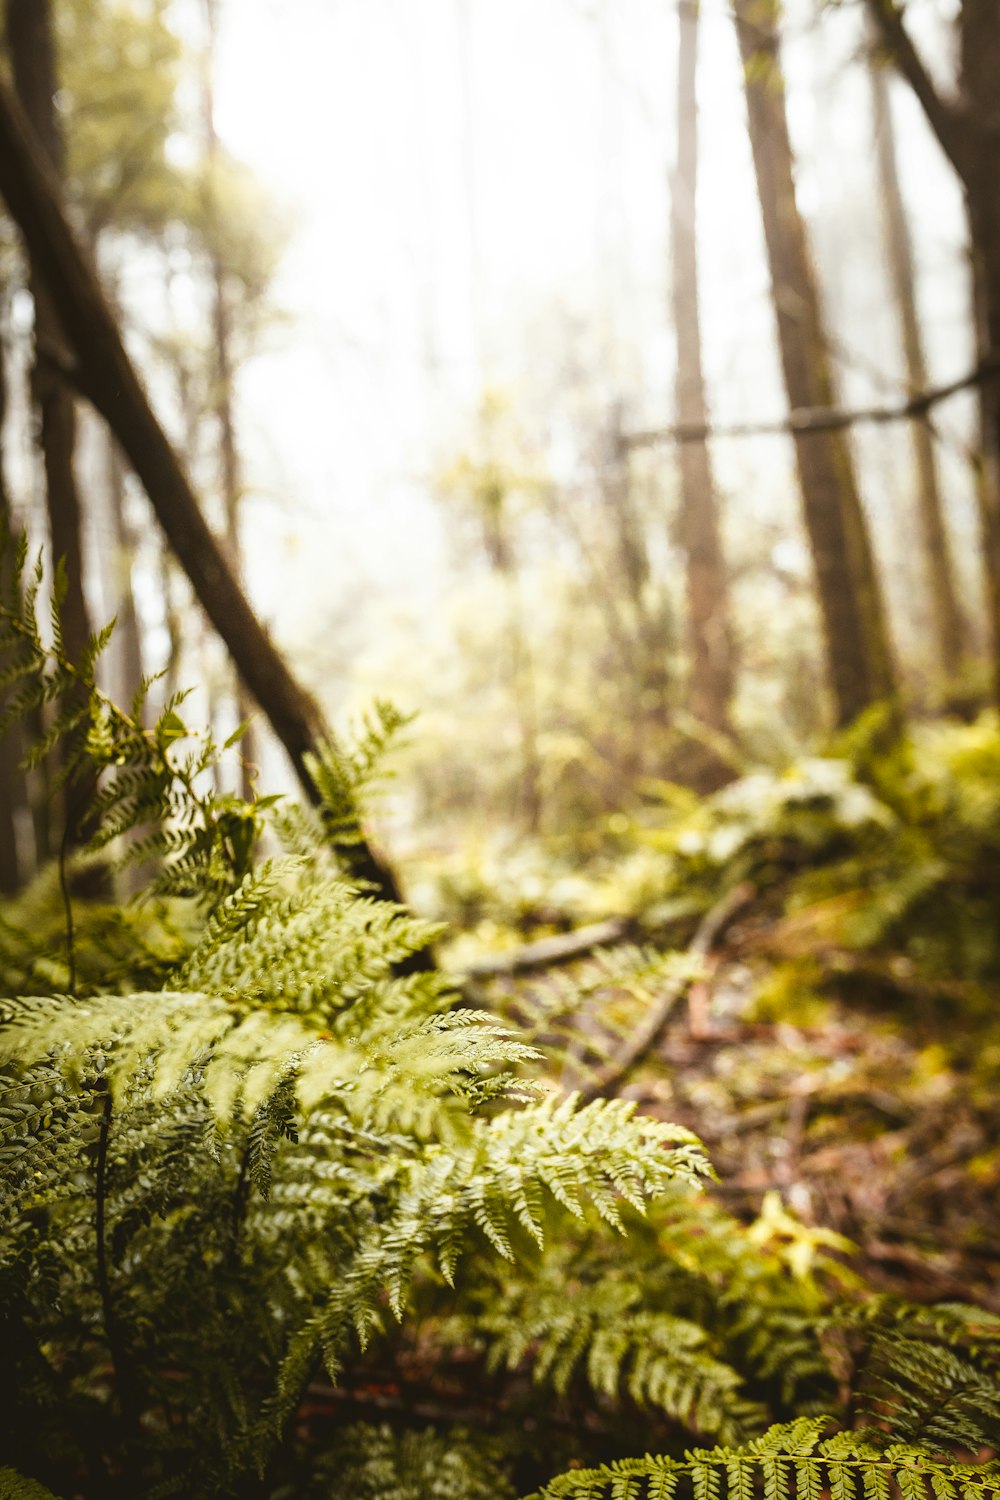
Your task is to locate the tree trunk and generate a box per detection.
[6,0,95,839]
[102,432,146,707]
[867,21,968,689]
[203,0,259,800]
[0,328,25,893]
[960,1,1000,713]
[864,0,1000,711]
[82,263,147,716]
[605,406,670,778]
[733,0,898,728]
[0,69,410,912]
[671,0,735,733]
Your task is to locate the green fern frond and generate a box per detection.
[305,700,413,851]
[0,529,273,907]
[525,1421,1000,1500]
[298,1422,516,1500]
[828,1296,1000,1453]
[477,1273,763,1443]
[0,1470,65,1500]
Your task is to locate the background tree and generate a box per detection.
[0,284,22,892]
[863,0,1000,712]
[439,392,544,833]
[5,0,93,848]
[0,67,414,912]
[733,0,898,729]
[198,0,263,798]
[671,0,736,741]
[52,0,188,719]
[866,14,968,695]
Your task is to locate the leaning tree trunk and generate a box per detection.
[672,0,735,734]
[864,0,1000,711]
[0,69,413,916]
[733,0,898,728]
[867,19,968,690]
[6,0,95,842]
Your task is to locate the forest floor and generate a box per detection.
[459,911,1000,1314]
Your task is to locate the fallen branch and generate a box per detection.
[460,917,632,981]
[621,355,1000,450]
[580,881,755,1101]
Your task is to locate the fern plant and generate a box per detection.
[525,1416,1000,1500]
[0,540,707,1494]
[1,538,998,1499]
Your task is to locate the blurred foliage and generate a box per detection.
[639,710,1000,997]
[55,0,184,241]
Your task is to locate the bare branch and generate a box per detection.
[622,355,1000,451]
[862,0,970,177]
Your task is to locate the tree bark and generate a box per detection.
[733,0,898,728]
[202,0,259,800]
[605,407,670,778]
[6,0,94,835]
[867,27,968,689]
[0,69,408,909]
[102,431,146,707]
[864,0,1000,711]
[0,328,24,894]
[960,1,1000,713]
[671,0,735,733]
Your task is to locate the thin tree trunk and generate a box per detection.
[6,0,94,840]
[0,69,410,911]
[733,0,898,728]
[0,326,25,893]
[671,0,735,733]
[102,433,145,707]
[864,0,1000,711]
[505,567,543,835]
[605,406,668,777]
[960,1,1000,713]
[203,0,258,799]
[5,0,89,666]
[85,263,146,715]
[867,21,968,688]
[159,550,183,706]
[481,499,543,833]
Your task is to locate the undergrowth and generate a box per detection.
[1,537,998,1498]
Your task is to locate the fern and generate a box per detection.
[828,1298,1000,1452]
[303,699,413,852]
[525,1419,1000,1500]
[0,706,711,1494]
[421,1184,840,1456]
[0,1472,64,1500]
[290,1423,517,1499]
[0,525,274,912]
[476,1269,764,1444]
[3,539,998,1500]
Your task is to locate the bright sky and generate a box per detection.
[203,0,973,685]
